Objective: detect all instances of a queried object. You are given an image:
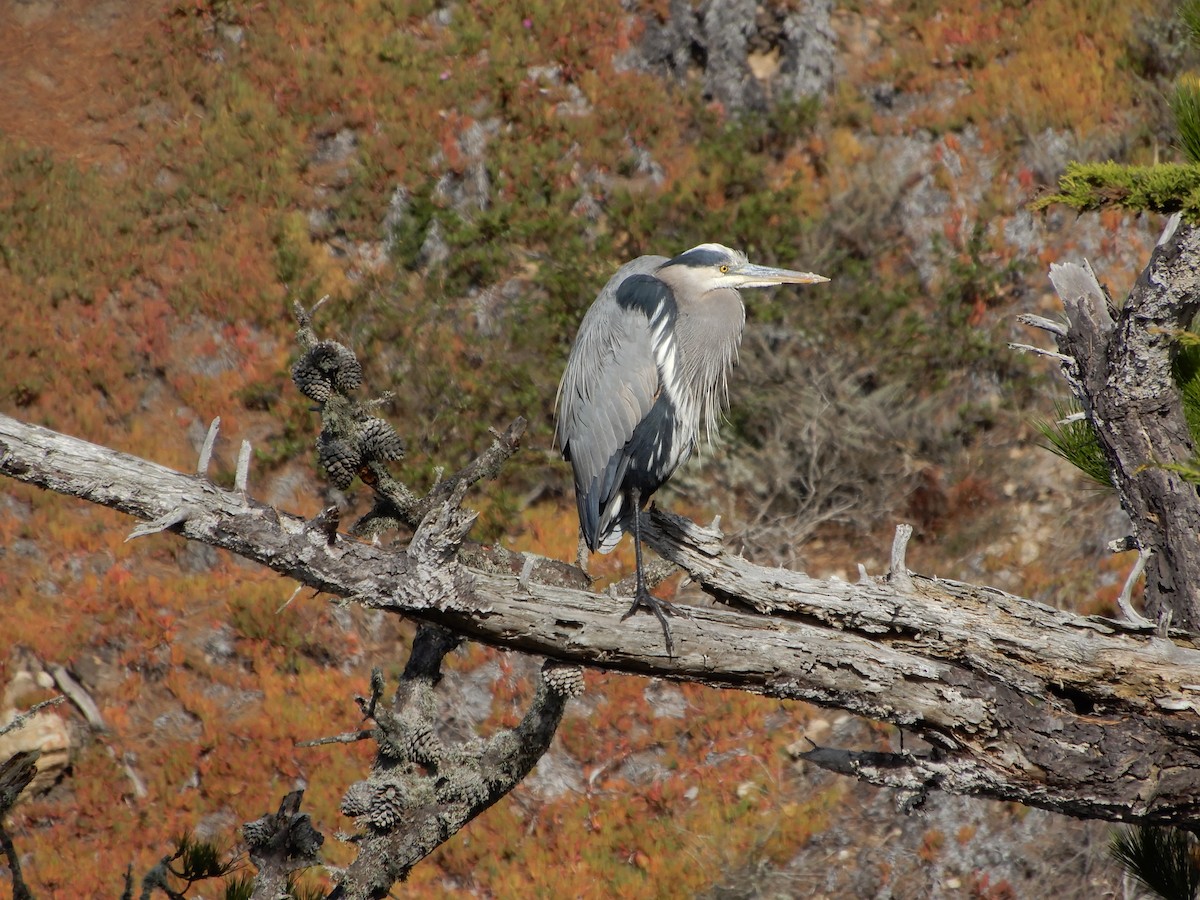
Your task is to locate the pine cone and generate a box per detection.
[291,354,333,403]
[327,343,363,393]
[405,721,441,765]
[367,782,407,830]
[542,662,585,698]
[241,817,272,848]
[358,416,404,462]
[436,768,489,806]
[340,780,374,818]
[292,341,362,401]
[378,720,440,763]
[318,431,361,489]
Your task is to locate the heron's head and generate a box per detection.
[661,243,829,292]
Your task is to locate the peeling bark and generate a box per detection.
[1040,219,1200,629]
[2,412,1199,830]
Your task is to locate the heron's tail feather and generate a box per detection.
[593,491,631,554]
[596,522,625,554]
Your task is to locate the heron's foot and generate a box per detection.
[621,589,689,656]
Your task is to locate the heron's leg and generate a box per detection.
[620,491,685,656]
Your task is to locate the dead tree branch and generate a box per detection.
[2,412,1199,830]
[329,626,582,899]
[242,790,325,900]
[0,750,39,900]
[1038,218,1200,629]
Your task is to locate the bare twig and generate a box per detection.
[197,417,220,476]
[296,730,374,748]
[1008,342,1074,363]
[1116,548,1154,629]
[1016,313,1068,337]
[235,439,252,492]
[278,584,304,613]
[49,665,106,731]
[126,506,197,541]
[888,524,914,592]
[0,697,65,739]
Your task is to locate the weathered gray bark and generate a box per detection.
[326,626,581,900]
[1033,219,1200,629]
[0,751,39,900]
[2,411,1199,834]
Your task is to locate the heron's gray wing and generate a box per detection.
[556,262,677,551]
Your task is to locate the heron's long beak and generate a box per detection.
[732,263,830,289]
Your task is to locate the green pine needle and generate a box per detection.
[1033,334,1200,486]
[1182,0,1200,51]
[1030,161,1200,221]
[1111,826,1200,900]
[1034,403,1113,488]
[1152,330,1200,483]
[175,832,239,881]
[1173,332,1200,438]
[224,873,255,900]
[1174,77,1200,165]
[1158,459,1200,483]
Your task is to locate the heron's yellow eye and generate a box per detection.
[720,264,729,273]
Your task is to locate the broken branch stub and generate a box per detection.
[1042,223,1200,629]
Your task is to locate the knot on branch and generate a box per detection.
[397,501,479,613]
[411,498,479,565]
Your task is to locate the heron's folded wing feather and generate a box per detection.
[555,265,676,550]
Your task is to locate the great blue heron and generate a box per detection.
[555,243,829,653]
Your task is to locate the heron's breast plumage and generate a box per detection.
[672,287,746,447]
